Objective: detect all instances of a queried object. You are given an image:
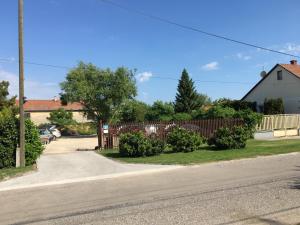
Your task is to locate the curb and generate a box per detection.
[0,166,182,192]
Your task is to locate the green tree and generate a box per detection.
[60,62,137,147]
[145,101,175,121]
[120,100,149,122]
[0,81,17,113]
[47,108,76,126]
[263,98,284,115]
[174,69,200,113]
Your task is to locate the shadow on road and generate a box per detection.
[290,166,300,190]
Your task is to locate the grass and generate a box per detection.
[100,139,300,165]
[0,165,36,181]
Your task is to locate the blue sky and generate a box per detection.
[0,0,300,103]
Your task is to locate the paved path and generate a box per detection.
[0,152,300,225]
[0,137,179,191]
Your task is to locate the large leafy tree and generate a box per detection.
[119,100,149,123]
[0,81,16,112]
[174,69,199,113]
[145,101,175,121]
[60,62,137,146]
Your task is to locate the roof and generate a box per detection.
[279,64,300,78]
[242,62,300,100]
[16,100,84,112]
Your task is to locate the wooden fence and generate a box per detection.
[102,118,244,149]
[257,114,300,131]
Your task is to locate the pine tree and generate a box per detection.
[174,69,199,113]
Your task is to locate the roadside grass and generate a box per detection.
[100,139,300,165]
[0,165,36,181]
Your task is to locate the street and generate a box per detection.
[1,153,300,225]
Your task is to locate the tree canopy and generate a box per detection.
[174,69,200,113]
[60,62,137,124]
[0,81,16,112]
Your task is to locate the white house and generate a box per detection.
[242,60,300,114]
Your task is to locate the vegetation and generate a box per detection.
[119,100,149,122]
[119,132,164,157]
[0,82,44,169]
[0,81,17,113]
[145,101,175,121]
[0,165,35,181]
[174,69,201,113]
[208,126,248,149]
[24,120,44,166]
[61,122,97,136]
[167,127,203,152]
[47,108,76,126]
[0,108,18,169]
[263,98,284,115]
[101,139,300,165]
[60,62,137,147]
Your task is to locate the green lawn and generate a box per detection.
[100,139,300,165]
[0,165,36,181]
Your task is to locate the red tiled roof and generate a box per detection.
[279,64,300,78]
[16,100,84,112]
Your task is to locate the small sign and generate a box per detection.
[103,124,109,134]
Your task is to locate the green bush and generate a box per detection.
[208,126,248,150]
[61,122,97,136]
[25,120,44,166]
[263,98,284,115]
[47,108,76,126]
[0,108,18,169]
[215,98,257,112]
[172,113,192,121]
[206,106,236,118]
[119,132,164,157]
[167,127,203,152]
[234,109,263,138]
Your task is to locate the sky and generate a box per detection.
[0,0,300,103]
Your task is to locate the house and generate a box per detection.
[242,60,300,114]
[16,98,89,125]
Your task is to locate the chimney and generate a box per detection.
[290,60,297,65]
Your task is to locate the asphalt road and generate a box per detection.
[1,153,300,225]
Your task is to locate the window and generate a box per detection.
[24,112,31,119]
[277,70,282,80]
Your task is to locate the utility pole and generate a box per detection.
[18,0,25,167]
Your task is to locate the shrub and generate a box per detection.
[61,123,97,136]
[0,108,18,169]
[172,113,192,121]
[206,106,236,118]
[167,127,203,152]
[208,126,248,150]
[234,109,263,138]
[215,98,257,112]
[119,132,164,157]
[47,108,76,126]
[25,120,44,166]
[263,98,284,115]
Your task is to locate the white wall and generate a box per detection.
[28,111,90,125]
[244,65,300,113]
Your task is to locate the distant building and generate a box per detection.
[242,60,300,114]
[16,98,89,125]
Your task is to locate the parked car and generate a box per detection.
[49,125,61,138]
[39,128,55,144]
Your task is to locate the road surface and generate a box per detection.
[1,153,300,225]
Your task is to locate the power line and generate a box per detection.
[98,0,300,59]
[0,58,71,70]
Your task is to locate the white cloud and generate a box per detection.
[0,69,60,99]
[136,72,153,82]
[236,53,251,61]
[279,43,300,55]
[201,62,219,71]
